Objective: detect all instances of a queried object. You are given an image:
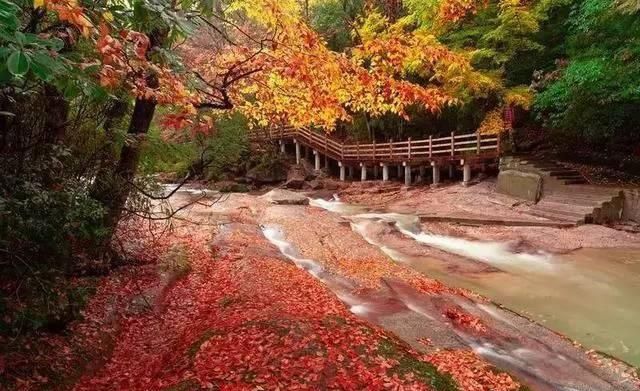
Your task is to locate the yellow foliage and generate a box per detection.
[477,109,504,135]
[504,86,533,109]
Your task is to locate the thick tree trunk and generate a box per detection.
[95,94,157,239]
[105,97,156,229]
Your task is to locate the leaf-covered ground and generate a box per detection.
[1,211,528,390]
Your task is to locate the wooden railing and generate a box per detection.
[250,127,501,163]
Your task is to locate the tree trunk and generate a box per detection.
[101,94,157,236]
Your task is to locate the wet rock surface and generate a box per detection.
[260,188,309,205]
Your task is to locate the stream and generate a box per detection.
[307,196,640,368]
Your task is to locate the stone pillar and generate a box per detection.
[304,145,310,160]
[347,166,354,179]
[397,165,403,179]
[314,150,321,171]
[462,160,471,186]
[382,163,389,182]
[403,162,411,186]
[360,163,367,181]
[373,165,379,179]
[431,162,440,187]
[339,162,346,181]
[280,140,286,154]
[295,141,301,164]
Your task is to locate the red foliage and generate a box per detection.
[425,350,521,391]
[443,307,487,333]
[69,225,439,390]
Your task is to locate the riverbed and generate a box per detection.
[165,183,640,390]
[309,196,640,367]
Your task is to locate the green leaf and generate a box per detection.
[6,50,29,76]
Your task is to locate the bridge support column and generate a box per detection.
[381,163,389,182]
[304,145,310,160]
[373,165,379,179]
[461,159,471,186]
[431,162,440,188]
[295,140,301,164]
[313,150,321,171]
[403,162,411,186]
[339,162,346,181]
[397,165,403,179]
[360,163,367,181]
[279,140,286,154]
[448,164,454,179]
[347,166,353,179]
[418,166,426,183]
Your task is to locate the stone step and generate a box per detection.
[543,195,607,207]
[561,179,589,185]
[546,191,616,201]
[534,201,596,214]
[528,208,586,224]
[533,204,592,219]
[547,170,583,176]
[553,175,586,181]
[568,185,623,195]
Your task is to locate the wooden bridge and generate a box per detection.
[250,127,502,186]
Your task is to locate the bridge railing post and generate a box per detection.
[451,131,455,157]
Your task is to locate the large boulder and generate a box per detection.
[260,189,309,205]
[284,165,308,189]
[496,170,542,202]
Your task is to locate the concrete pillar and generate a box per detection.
[462,160,471,186]
[295,141,301,164]
[418,166,426,183]
[314,150,321,171]
[397,165,403,178]
[324,154,329,169]
[431,162,440,187]
[304,145,310,160]
[404,163,411,186]
[347,166,354,179]
[360,163,367,181]
[339,162,346,181]
[280,140,286,154]
[449,164,454,179]
[373,165,379,179]
[382,163,389,181]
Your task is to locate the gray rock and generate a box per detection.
[496,170,542,202]
[284,165,307,189]
[260,189,309,205]
[307,179,323,190]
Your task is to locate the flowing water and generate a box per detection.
[309,197,640,367]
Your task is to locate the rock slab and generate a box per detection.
[260,189,309,205]
[496,170,542,202]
